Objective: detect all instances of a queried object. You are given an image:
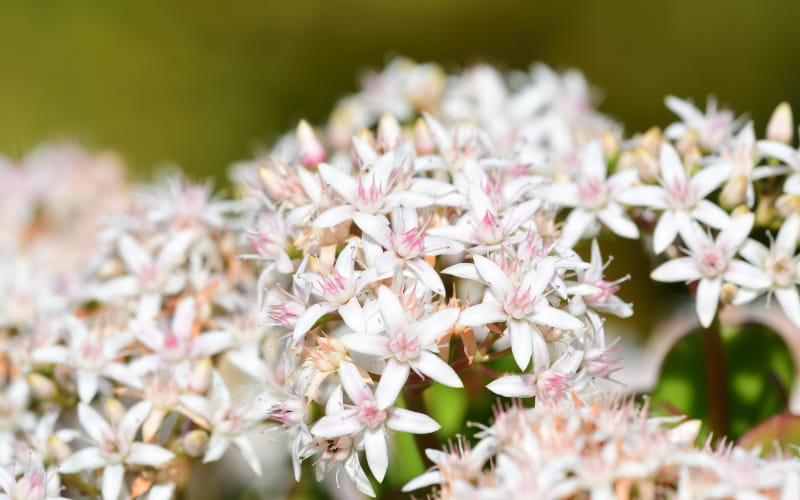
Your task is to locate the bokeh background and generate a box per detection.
[3,2,800,497]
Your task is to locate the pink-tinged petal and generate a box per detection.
[776,214,800,254]
[415,308,460,347]
[353,212,393,249]
[531,327,551,371]
[118,235,151,274]
[77,403,113,446]
[341,334,390,357]
[486,375,537,398]
[127,442,175,467]
[691,200,730,229]
[653,211,678,254]
[376,359,409,409]
[775,287,800,328]
[581,142,607,181]
[291,303,335,342]
[58,447,106,473]
[531,304,583,331]
[364,428,389,482]
[739,239,769,266]
[406,258,446,296]
[560,209,595,248]
[310,409,362,438]
[659,143,689,186]
[458,302,506,327]
[650,257,702,283]
[717,213,755,256]
[473,255,512,300]
[318,163,357,203]
[338,361,372,404]
[616,185,667,209]
[691,164,733,199]
[387,408,440,434]
[519,259,555,298]
[314,204,356,228]
[101,463,124,500]
[232,435,262,476]
[76,371,99,403]
[543,182,580,208]
[118,401,152,444]
[189,332,233,358]
[508,319,534,370]
[203,433,231,463]
[31,345,70,365]
[597,203,639,239]
[724,261,771,289]
[171,297,196,340]
[415,351,462,388]
[377,286,408,337]
[696,277,722,328]
[758,140,799,167]
[156,229,195,271]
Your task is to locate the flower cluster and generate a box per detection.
[2,56,800,500]
[404,395,800,499]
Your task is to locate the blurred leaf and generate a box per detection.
[424,383,468,439]
[649,322,794,441]
[739,412,800,454]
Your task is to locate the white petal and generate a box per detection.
[531,304,583,331]
[118,400,152,444]
[364,428,389,482]
[486,375,537,398]
[377,286,409,337]
[386,408,440,434]
[653,211,678,254]
[232,435,262,476]
[414,307,459,347]
[581,141,607,181]
[156,229,195,271]
[542,182,580,208]
[31,345,70,365]
[473,255,512,301]
[508,319,533,370]
[416,351,462,388]
[597,203,639,239]
[691,200,730,229]
[313,205,355,228]
[616,185,667,209]
[530,328,551,372]
[776,214,800,254]
[353,212,393,249]
[189,332,233,358]
[758,140,799,167]
[660,143,688,185]
[337,361,372,405]
[118,235,151,274]
[696,278,722,328]
[291,303,334,342]
[717,213,754,255]
[76,371,100,403]
[102,464,124,500]
[318,163,357,204]
[58,447,106,473]
[171,297,196,340]
[310,409,362,438]
[665,96,704,124]
[406,258,445,296]
[127,443,175,467]
[775,287,800,328]
[650,258,701,283]
[560,209,595,248]
[724,261,771,289]
[77,403,113,446]
[203,433,231,463]
[691,163,733,199]
[340,334,390,357]
[376,359,409,409]
[458,302,506,327]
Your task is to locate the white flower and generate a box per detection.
[310,361,440,482]
[566,239,633,318]
[486,345,584,398]
[340,285,461,389]
[618,143,731,253]
[758,139,800,195]
[735,214,800,326]
[650,213,770,327]
[543,141,639,247]
[664,95,737,151]
[0,467,68,500]
[32,316,139,403]
[58,401,174,500]
[455,255,584,370]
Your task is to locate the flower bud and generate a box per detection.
[188,357,213,394]
[600,131,619,157]
[767,102,794,144]
[635,147,659,182]
[27,373,57,400]
[296,120,326,167]
[105,398,127,426]
[720,282,738,304]
[720,176,748,208]
[414,118,436,155]
[776,193,800,217]
[182,430,209,457]
[48,434,73,462]
[377,113,403,152]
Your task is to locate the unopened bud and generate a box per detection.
[731,204,751,218]
[677,129,699,155]
[182,430,209,457]
[767,102,794,144]
[27,373,57,400]
[720,282,738,304]
[309,336,347,373]
[600,131,619,157]
[48,435,73,462]
[776,193,800,217]
[105,398,127,426]
[414,118,436,155]
[720,176,749,209]
[640,127,663,152]
[377,113,403,152]
[188,357,213,394]
[296,120,326,167]
[635,147,659,182]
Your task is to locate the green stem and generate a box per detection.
[703,314,730,441]
[403,386,441,463]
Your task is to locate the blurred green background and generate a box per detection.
[2,1,800,180]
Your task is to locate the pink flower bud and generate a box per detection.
[296,120,326,167]
[767,102,794,144]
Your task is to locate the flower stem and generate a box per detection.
[703,314,730,441]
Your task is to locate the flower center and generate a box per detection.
[394,227,424,259]
[388,332,421,362]
[767,252,796,288]
[475,210,504,245]
[356,399,387,429]
[665,178,694,209]
[578,178,609,211]
[504,288,536,320]
[697,248,727,278]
